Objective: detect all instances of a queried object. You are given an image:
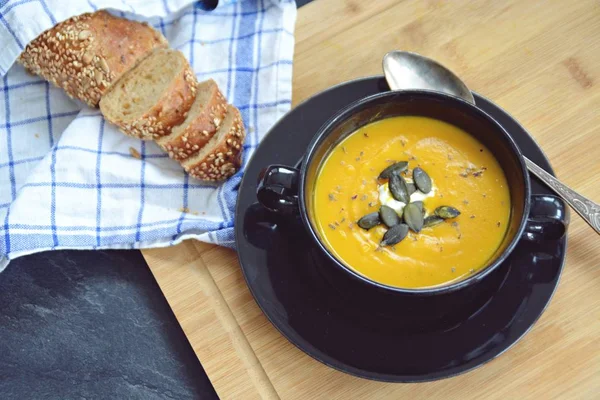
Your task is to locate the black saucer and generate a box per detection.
[235,77,568,382]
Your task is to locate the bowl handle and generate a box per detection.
[524,195,569,241]
[257,165,300,215]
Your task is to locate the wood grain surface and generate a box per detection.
[142,1,600,398]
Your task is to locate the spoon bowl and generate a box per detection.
[383,51,475,104]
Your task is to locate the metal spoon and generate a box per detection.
[383,50,600,234]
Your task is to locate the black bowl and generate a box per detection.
[257,90,567,296]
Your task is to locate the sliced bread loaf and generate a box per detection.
[99,48,198,140]
[18,11,167,107]
[182,105,245,181]
[156,79,227,161]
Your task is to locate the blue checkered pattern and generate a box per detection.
[0,0,296,270]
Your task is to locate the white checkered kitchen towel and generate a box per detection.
[0,0,296,271]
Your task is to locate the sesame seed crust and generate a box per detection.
[18,11,167,108]
[100,49,198,140]
[156,79,227,161]
[182,105,246,182]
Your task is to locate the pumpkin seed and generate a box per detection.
[413,167,432,193]
[389,174,410,203]
[435,206,461,219]
[412,201,423,213]
[379,205,401,228]
[378,161,408,179]
[407,183,417,196]
[357,212,381,230]
[403,203,424,232]
[423,215,444,228]
[380,223,409,246]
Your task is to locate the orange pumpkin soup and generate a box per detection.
[313,116,511,289]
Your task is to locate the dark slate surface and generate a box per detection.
[0,251,218,400]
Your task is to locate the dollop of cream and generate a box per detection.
[378,178,436,215]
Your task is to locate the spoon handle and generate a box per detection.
[525,157,600,234]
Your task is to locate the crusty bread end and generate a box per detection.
[18,11,167,107]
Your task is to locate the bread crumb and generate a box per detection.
[34,133,40,138]
[129,147,141,159]
[178,207,199,215]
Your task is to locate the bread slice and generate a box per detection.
[18,11,167,107]
[156,79,227,161]
[100,48,198,139]
[182,105,245,181]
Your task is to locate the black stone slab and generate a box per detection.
[0,250,218,400]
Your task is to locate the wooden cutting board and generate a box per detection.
[142,0,600,398]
